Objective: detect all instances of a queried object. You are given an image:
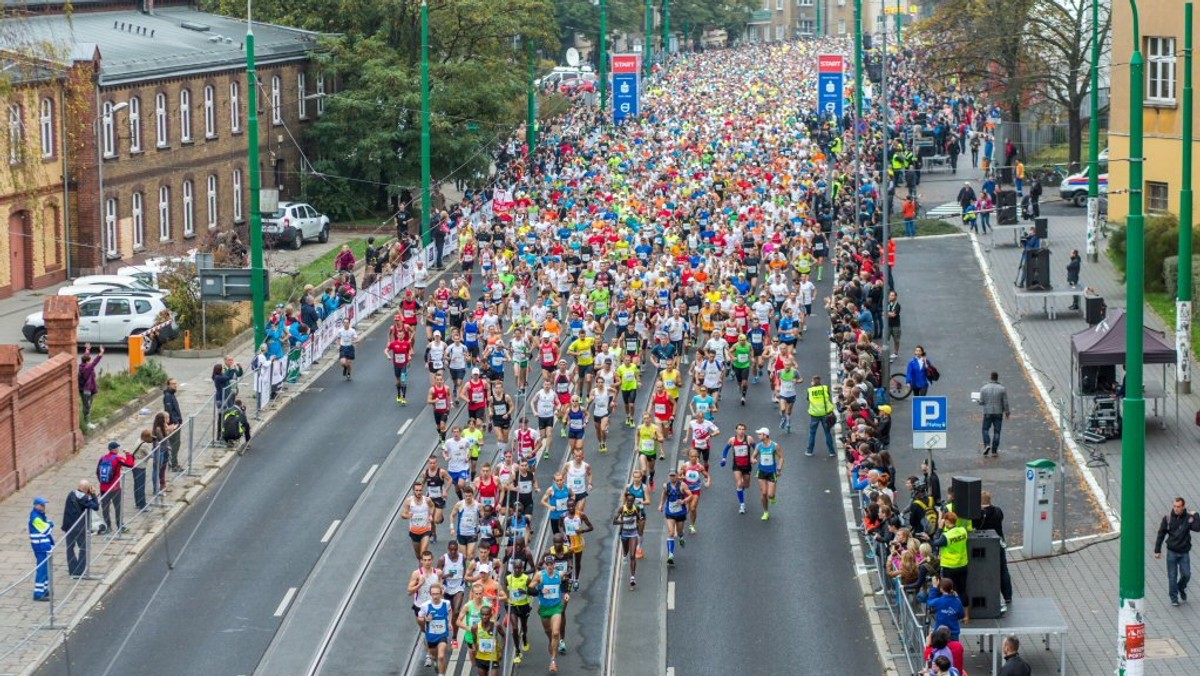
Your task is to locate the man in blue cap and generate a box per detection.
[29,496,54,600]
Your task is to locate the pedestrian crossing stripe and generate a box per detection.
[926,202,962,219]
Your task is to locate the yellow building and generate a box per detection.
[0,57,71,297]
[1109,0,1200,224]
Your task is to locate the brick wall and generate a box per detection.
[0,298,81,500]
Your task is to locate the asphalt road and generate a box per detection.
[32,277,455,676]
[663,274,881,675]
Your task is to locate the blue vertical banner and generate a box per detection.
[611,53,640,125]
[817,53,845,121]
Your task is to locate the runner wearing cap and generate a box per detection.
[459,368,489,422]
[720,423,758,514]
[659,468,693,565]
[752,428,784,521]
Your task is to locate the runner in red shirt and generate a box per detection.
[427,373,452,440]
[386,335,413,405]
[460,368,490,421]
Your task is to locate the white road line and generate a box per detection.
[397,418,413,435]
[320,519,342,544]
[273,587,298,618]
[361,464,379,484]
[667,581,676,610]
[667,667,675,676]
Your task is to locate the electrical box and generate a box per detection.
[1022,459,1056,558]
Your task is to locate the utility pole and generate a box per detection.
[880,2,891,378]
[1086,0,1101,263]
[1179,2,1194,394]
[895,0,902,45]
[245,0,265,348]
[644,0,653,78]
[662,0,670,59]
[816,0,821,36]
[1118,2,1146,675]
[527,41,537,154]
[599,0,609,113]
[854,0,863,227]
[420,0,432,248]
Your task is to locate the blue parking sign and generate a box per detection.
[912,396,948,432]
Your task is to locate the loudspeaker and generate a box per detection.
[967,530,1004,619]
[1034,217,1048,240]
[999,166,1014,185]
[997,190,1018,225]
[950,476,982,520]
[1026,248,1052,290]
[1086,295,1107,325]
[868,63,882,83]
[863,33,874,50]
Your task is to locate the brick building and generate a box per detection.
[0,58,72,297]
[4,0,324,275]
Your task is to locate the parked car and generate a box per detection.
[1060,148,1109,207]
[262,202,330,250]
[118,256,193,288]
[23,290,177,354]
[70,275,162,293]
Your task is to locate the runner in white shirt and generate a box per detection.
[687,411,721,469]
[443,427,474,497]
[337,318,360,380]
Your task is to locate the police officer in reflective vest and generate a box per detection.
[932,511,970,621]
[805,375,837,457]
[29,496,54,601]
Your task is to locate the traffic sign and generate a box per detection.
[612,53,640,126]
[817,54,845,121]
[912,395,948,450]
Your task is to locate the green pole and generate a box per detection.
[1119,2,1146,675]
[1179,3,1194,394]
[854,0,863,120]
[1086,0,1101,263]
[662,0,670,58]
[895,0,902,45]
[420,0,431,248]
[245,4,265,349]
[526,41,537,154]
[599,0,608,113]
[816,0,821,36]
[644,0,653,78]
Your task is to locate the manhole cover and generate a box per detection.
[1145,637,1186,659]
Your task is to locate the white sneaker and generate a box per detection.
[424,655,433,668]
[738,504,746,514]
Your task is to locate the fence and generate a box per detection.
[0,231,462,673]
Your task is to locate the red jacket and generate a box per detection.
[97,452,136,494]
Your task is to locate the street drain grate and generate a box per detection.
[1145,637,1186,659]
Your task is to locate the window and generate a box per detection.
[1147,37,1178,104]
[204,85,216,138]
[207,174,218,229]
[132,191,144,249]
[104,197,118,257]
[7,104,21,164]
[232,168,243,221]
[838,0,846,5]
[105,298,131,316]
[101,101,118,158]
[39,98,53,158]
[798,0,813,5]
[1148,181,1171,213]
[316,78,326,116]
[128,96,142,152]
[838,19,847,34]
[155,93,168,147]
[135,299,153,314]
[776,0,783,9]
[182,179,195,236]
[230,81,241,132]
[298,72,308,119]
[158,185,171,241]
[80,299,101,317]
[799,19,815,33]
[179,89,192,142]
[271,75,282,125]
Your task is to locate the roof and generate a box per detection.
[1070,309,1178,366]
[0,55,63,85]
[0,6,321,85]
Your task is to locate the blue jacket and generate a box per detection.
[906,357,930,389]
[927,588,966,635]
[29,508,54,553]
[287,322,310,349]
[265,324,286,359]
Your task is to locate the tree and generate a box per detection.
[1025,0,1111,169]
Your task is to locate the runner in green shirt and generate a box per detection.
[616,354,641,427]
[727,334,754,406]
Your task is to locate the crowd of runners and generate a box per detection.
[382,35,997,675]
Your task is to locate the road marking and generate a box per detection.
[667,581,675,610]
[320,519,341,544]
[397,418,413,435]
[273,587,298,617]
[667,668,675,676]
[361,464,379,484]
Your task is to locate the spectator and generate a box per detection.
[973,491,1013,613]
[979,371,1010,456]
[162,379,183,471]
[926,578,966,641]
[905,345,932,397]
[923,626,965,674]
[130,428,151,510]
[78,343,103,429]
[334,243,356,275]
[221,398,252,449]
[1067,249,1083,310]
[301,295,321,333]
[97,441,136,533]
[1154,496,1200,606]
[998,636,1032,676]
[62,480,100,578]
[929,512,971,623]
[212,362,233,410]
[433,211,450,269]
[28,496,54,600]
[364,236,383,274]
[152,413,172,493]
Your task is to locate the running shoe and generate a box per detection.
[424,655,433,668]
[400,397,407,405]
[599,444,607,453]
[396,396,403,403]
[543,450,551,459]
[561,428,567,438]
[549,659,558,673]
[513,654,522,665]
[559,640,567,653]
[740,396,746,406]
[630,576,637,589]
[667,554,675,565]
[688,524,696,534]
[761,511,770,521]
[523,642,531,653]
[452,639,459,650]
[679,537,686,548]
[738,504,746,514]
[770,497,777,505]
[636,547,645,558]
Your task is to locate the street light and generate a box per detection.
[1118,1,1146,675]
[245,0,266,348]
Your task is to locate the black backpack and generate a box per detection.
[222,409,243,440]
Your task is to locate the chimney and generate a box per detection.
[42,296,80,360]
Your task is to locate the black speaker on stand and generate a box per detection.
[1034,217,1048,240]
[1086,295,1107,325]
[967,530,1005,619]
[997,190,1018,225]
[1025,248,1052,290]
[950,476,982,520]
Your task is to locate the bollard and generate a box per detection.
[128,334,145,374]
[184,329,191,350]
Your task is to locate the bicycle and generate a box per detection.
[887,373,912,400]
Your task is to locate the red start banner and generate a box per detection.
[612,54,640,74]
[818,54,844,73]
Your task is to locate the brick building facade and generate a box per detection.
[4,0,323,275]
